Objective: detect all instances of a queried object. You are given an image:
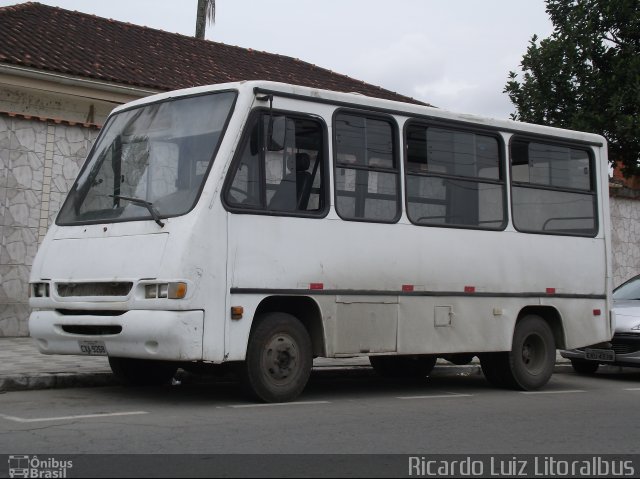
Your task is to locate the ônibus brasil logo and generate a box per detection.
[8,455,73,478]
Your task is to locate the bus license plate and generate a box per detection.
[585,348,615,362]
[78,340,108,356]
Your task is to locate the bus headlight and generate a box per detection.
[145,282,187,299]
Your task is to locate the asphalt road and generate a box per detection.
[1,365,639,457]
[0,367,640,454]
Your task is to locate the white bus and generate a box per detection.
[29,81,613,402]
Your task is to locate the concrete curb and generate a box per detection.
[0,371,118,393]
[0,363,574,393]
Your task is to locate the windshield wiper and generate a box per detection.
[109,194,165,227]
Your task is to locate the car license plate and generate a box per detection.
[78,340,108,356]
[585,348,615,362]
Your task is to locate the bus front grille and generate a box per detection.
[56,282,133,297]
[61,325,123,336]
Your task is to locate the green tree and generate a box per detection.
[195,0,215,40]
[505,0,640,176]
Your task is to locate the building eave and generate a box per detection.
[0,63,160,104]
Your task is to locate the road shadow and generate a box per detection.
[90,365,499,406]
[71,363,640,406]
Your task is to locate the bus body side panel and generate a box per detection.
[598,143,614,338]
[223,212,608,360]
[223,293,337,361]
[222,93,610,361]
[199,91,256,363]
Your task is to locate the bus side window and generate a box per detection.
[405,123,505,230]
[510,139,597,236]
[334,113,400,223]
[224,112,326,215]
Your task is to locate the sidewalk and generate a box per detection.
[0,337,569,393]
[0,337,116,391]
[0,338,380,392]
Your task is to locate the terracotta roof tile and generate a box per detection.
[0,2,427,105]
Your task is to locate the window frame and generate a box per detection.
[403,118,508,231]
[509,134,599,237]
[221,107,330,218]
[332,108,402,224]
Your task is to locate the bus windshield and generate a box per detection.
[57,91,236,225]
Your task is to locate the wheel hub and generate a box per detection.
[521,333,545,373]
[264,335,298,381]
[522,343,533,364]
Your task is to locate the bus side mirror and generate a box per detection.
[267,116,286,151]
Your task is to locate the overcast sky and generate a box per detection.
[1,0,554,119]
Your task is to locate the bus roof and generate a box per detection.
[111,80,606,147]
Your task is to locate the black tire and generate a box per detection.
[506,315,556,390]
[481,316,556,390]
[571,359,599,375]
[240,312,312,403]
[369,355,437,378]
[108,357,177,386]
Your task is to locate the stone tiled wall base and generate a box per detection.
[610,196,640,287]
[0,115,98,336]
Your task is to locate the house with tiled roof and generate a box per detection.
[0,2,422,125]
[0,2,427,336]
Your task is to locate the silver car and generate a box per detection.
[562,274,640,373]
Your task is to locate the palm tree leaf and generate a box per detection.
[205,0,216,25]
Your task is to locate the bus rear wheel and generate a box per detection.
[240,312,312,403]
[369,355,437,378]
[481,315,556,390]
[108,357,177,386]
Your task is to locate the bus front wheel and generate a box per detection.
[240,312,312,403]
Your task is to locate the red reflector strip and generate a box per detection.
[402,284,414,292]
[546,288,556,295]
[464,286,476,293]
[309,283,324,290]
[593,309,602,316]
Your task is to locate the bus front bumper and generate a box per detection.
[29,309,204,361]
